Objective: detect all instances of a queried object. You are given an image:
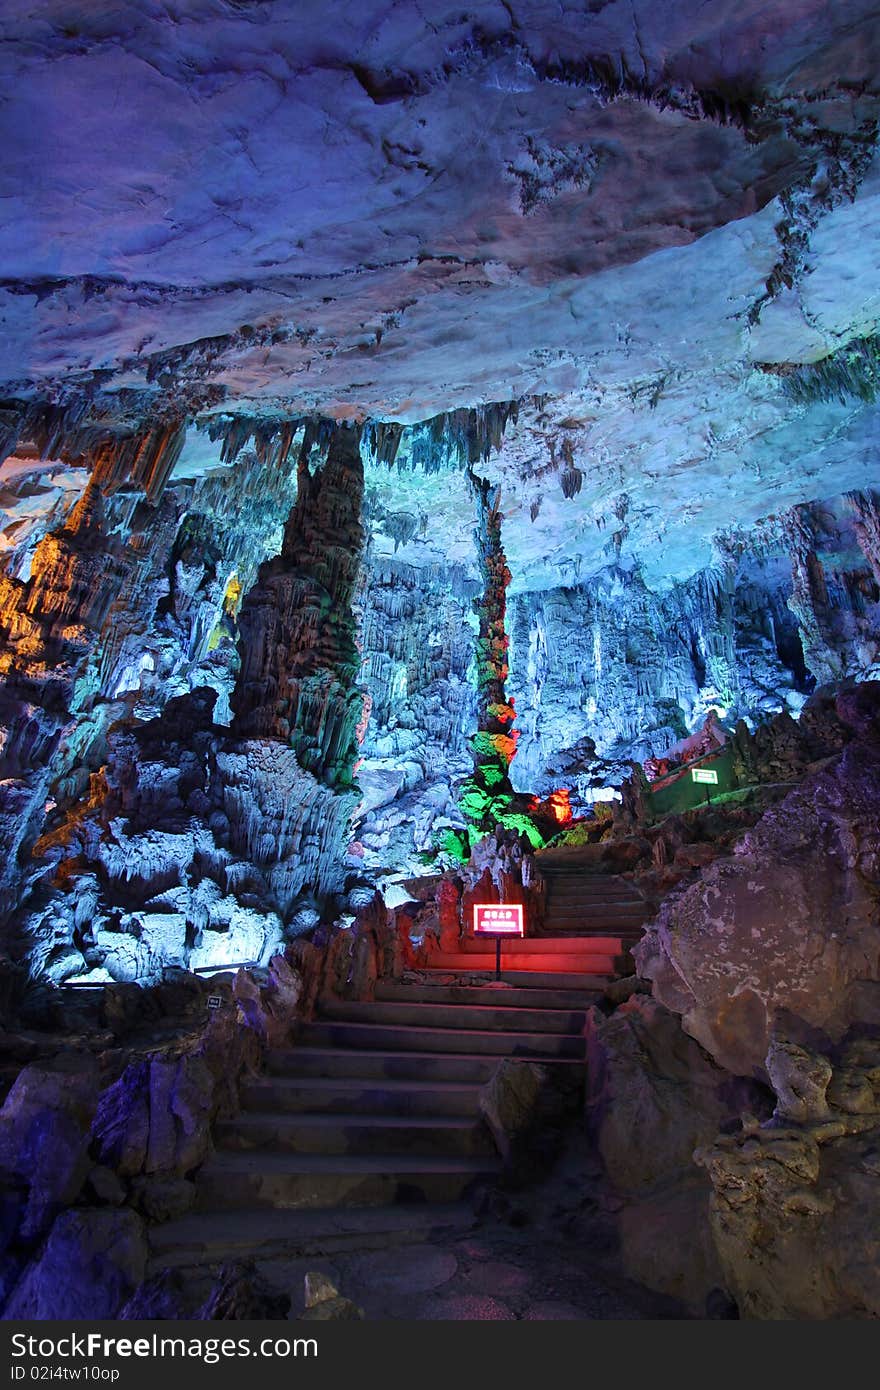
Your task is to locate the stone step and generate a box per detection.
[538,925,643,939]
[215,1111,494,1157]
[539,879,632,889]
[545,914,647,927]
[545,892,639,900]
[546,901,642,913]
[536,858,629,871]
[430,952,619,974]
[547,929,639,941]
[195,1151,501,1210]
[545,898,648,914]
[459,935,624,954]
[423,968,612,991]
[317,998,588,1035]
[540,922,644,936]
[265,1046,576,1084]
[297,1019,586,1059]
[544,923,645,935]
[149,1203,476,1269]
[375,981,604,1010]
[241,1074,484,1117]
[542,878,639,900]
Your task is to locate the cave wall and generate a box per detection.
[1,396,878,983]
[0,428,375,983]
[0,447,299,936]
[352,555,477,879]
[508,495,880,801]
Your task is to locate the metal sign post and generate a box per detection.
[473,903,525,982]
[691,765,719,805]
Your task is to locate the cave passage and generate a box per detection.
[1,0,880,1329]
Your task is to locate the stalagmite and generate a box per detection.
[458,471,542,848]
[232,423,365,785]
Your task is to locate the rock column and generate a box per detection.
[232,424,365,786]
[848,489,880,587]
[459,474,541,847]
[0,482,133,922]
[784,506,841,684]
[224,425,366,909]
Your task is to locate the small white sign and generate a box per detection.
[473,903,525,936]
[691,767,719,786]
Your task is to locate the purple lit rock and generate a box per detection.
[585,993,769,1310]
[0,1056,100,1243]
[4,1209,147,1320]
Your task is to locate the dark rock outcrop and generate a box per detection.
[4,1208,147,1320]
[697,1038,880,1319]
[636,684,880,1077]
[0,1055,100,1244]
[585,993,769,1312]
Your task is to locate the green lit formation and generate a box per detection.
[455,473,547,855]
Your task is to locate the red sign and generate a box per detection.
[473,903,524,936]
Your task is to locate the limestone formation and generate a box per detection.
[4,1208,148,1321]
[585,994,769,1311]
[697,1039,880,1319]
[0,1055,100,1243]
[1,0,880,1326]
[636,684,880,1077]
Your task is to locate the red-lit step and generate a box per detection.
[427,953,619,975]
[459,935,626,955]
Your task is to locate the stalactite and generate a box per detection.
[204,415,305,471]
[368,421,405,468]
[560,465,583,499]
[847,490,880,587]
[0,402,190,510]
[91,420,187,503]
[763,332,880,406]
[389,400,520,475]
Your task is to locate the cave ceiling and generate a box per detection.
[2,0,880,590]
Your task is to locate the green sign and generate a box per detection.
[691,767,719,785]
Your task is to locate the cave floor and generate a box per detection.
[165,1207,687,1321]
[161,958,692,1319]
[155,1126,691,1320]
[278,1223,683,1321]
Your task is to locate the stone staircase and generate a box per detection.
[150,975,598,1274]
[426,935,623,978]
[422,869,652,979]
[537,865,651,943]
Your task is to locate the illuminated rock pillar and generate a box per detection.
[784,506,842,684]
[848,489,880,588]
[0,481,129,919]
[459,473,540,847]
[227,425,366,908]
[232,423,365,785]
